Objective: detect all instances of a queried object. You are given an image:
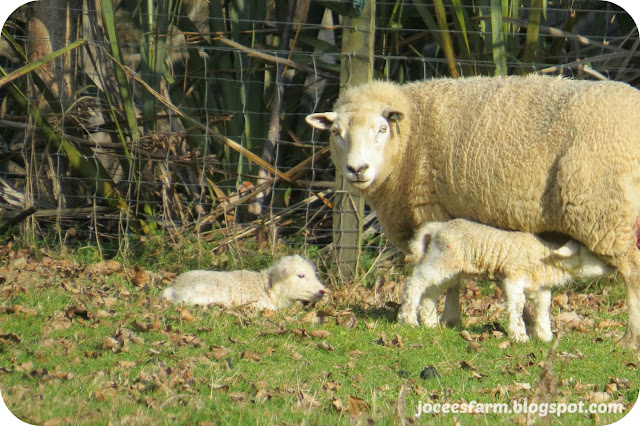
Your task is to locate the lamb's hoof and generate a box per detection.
[417,316,439,328]
[618,330,640,351]
[535,329,554,343]
[397,312,419,327]
[509,332,530,343]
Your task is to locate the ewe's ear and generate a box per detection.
[553,240,580,258]
[383,107,405,122]
[305,112,337,130]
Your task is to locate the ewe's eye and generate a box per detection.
[379,124,388,133]
[331,128,340,136]
[297,273,306,279]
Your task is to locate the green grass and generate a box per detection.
[0,245,637,425]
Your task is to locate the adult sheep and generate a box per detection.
[305,75,640,350]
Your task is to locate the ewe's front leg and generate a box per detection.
[532,289,553,342]
[502,278,529,343]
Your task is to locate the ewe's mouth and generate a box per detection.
[349,179,372,189]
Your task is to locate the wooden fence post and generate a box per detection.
[334,0,375,280]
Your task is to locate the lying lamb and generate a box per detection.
[162,255,326,310]
[397,219,615,342]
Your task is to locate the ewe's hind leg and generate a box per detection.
[502,278,529,343]
[441,281,462,326]
[532,289,553,342]
[618,247,640,350]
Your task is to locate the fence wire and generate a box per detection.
[0,0,638,260]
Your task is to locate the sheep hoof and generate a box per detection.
[619,330,640,351]
[397,312,419,327]
[509,332,530,343]
[442,317,461,328]
[535,329,554,342]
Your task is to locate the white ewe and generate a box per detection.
[306,75,640,349]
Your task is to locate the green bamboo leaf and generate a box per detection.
[100,0,141,160]
[451,0,471,57]
[0,37,87,90]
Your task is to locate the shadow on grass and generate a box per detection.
[350,302,401,323]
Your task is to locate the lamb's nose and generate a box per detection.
[346,164,369,178]
[318,289,325,295]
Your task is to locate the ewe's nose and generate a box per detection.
[346,164,369,178]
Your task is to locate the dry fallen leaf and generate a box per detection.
[317,340,334,351]
[131,265,151,287]
[331,397,344,412]
[297,391,321,409]
[309,329,331,339]
[336,311,357,328]
[241,350,261,362]
[347,395,370,417]
[460,330,473,342]
[468,342,482,352]
[211,346,230,360]
[176,308,195,322]
[588,391,611,404]
[498,341,511,350]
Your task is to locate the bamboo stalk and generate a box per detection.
[490,0,507,76]
[433,0,460,78]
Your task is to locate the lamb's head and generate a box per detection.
[267,255,326,308]
[552,240,616,278]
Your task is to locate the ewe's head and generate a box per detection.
[267,255,326,307]
[552,240,616,278]
[305,82,410,192]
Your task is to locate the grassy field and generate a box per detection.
[0,241,638,425]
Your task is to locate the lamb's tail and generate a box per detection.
[161,286,175,301]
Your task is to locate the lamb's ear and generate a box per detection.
[382,107,405,122]
[305,112,338,130]
[553,240,580,258]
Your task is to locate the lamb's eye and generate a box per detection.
[331,128,340,136]
[379,124,388,133]
[297,273,306,279]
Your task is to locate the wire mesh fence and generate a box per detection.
[0,0,638,268]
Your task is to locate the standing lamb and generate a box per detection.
[162,255,326,310]
[306,75,640,349]
[398,219,615,342]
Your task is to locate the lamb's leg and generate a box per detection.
[532,289,553,342]
[441,280,461,326]
[398,274,428,326]
[502,278,529,343]
[416,284,444,327]
[618,247,640,350]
